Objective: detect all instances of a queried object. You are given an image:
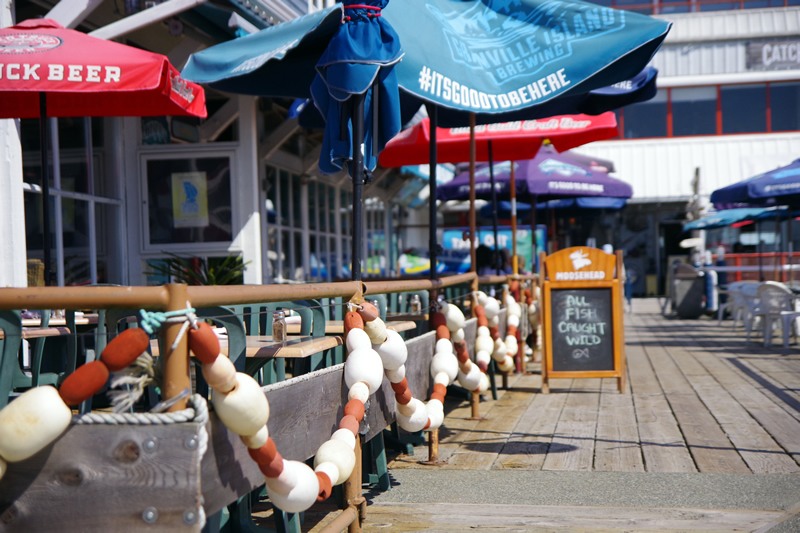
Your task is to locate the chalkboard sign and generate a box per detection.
[549,288,614,372]
[539,246,626,393]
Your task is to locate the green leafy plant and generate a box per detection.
[146,253,249,285]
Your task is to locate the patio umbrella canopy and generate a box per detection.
[710,159,800,207]
[378,112,619,167]
[182,0,669,280]
[439,145,633,202]
[482,197,628,219]
[431,65,659,127]
[0,19,207,286]
[683,208,768,231]
[0,19,206,118]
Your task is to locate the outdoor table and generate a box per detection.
[21,313,100,327]
[0,326,72,340]
[293,320,417,335]
[150,335,343,361]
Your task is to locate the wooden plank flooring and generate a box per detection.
[389,299,800,473]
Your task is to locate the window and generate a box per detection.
[771,81,800,132]
[671,87,717,136]
[144,153,233,249]
[722,84,766,134]
[265,166,304,282]
[622,89,667,138]
[615,81,800,140]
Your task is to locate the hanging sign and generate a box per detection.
[171,171,208,228]
[539,246,626,393]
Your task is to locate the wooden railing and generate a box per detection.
[1,273,518,533]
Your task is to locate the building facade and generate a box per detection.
[575,6,800,295]
[1,0,401,288]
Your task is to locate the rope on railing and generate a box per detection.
[73,392,208,426]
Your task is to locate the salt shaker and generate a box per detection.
[410,294,421,314]
[272,310,286,343]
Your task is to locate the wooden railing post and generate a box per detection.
[162,283,190,412]
[344,435,365,533]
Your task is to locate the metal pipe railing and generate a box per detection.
[362,272,476,295]
[0,285,171,310]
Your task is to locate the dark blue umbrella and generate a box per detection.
[710,159,800,207]
[710,160,800,282]
[184,2,401,281]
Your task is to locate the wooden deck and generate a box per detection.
[252,299,800,532]
[390,298,800,474]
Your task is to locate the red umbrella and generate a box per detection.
[379,112,619,276]
[0,19,206,118]
[378,113,618,167]
[0,19,207,286]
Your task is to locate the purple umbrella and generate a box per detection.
[438,145,632,202]
[439,145,632,272]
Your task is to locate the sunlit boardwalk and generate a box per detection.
[388,298,800,476]
[256,299,800,531]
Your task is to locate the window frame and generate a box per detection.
[139,147,238,254]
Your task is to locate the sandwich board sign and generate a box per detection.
[539,246,626,393]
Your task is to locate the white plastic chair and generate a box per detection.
[741,282,761,339]
[750,282,797,347]
[717,281,749,327]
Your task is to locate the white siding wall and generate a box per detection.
[574,133,800,202]
[658,7,800,43]
[652,7,800,77]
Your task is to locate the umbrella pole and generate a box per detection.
[489,141,500,275]
[758,220,763,282]
[775,207,782,282]
[352,94,365,282]
[39,93,52,286]
[790,208,795,286]
[429,105,439,321]
[531,196,537,274]
[511,160,517,275]
[469,113,477,285]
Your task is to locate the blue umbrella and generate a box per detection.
[184,2,401,281]
[710,159,800,282]
[710,159,800,207]
[183,1,669,280]
[683,207,767,231]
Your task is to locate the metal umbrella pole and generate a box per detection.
[352,94,366,282]
[39,93,52,286]
[789,206,795,286]
[758,220,764,282]
[429,104,438,283]
[469,113,477,283]
[530,197,537,273]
